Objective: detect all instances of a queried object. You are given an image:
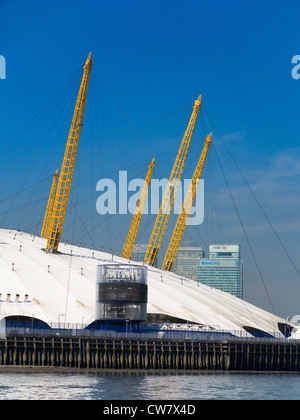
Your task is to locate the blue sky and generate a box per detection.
[0,0,300,317]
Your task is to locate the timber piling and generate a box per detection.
[0,335,300,371]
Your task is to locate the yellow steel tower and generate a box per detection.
[144,95,202,266]
[122,158,155,260]
[41,169,59,239]
[161,133,212,272]
[45,53,93,252]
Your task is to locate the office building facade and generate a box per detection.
[173,246,205,281]
[197,245,243,299]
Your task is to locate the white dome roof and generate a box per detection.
[0,228,293,334]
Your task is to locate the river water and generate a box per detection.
[0,371,299,400]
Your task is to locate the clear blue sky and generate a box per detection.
[0,0,300,317]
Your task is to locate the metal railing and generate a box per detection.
[2,324,297,343]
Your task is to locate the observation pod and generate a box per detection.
[95,264,148,331]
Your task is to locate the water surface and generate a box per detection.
[0,371,299,400]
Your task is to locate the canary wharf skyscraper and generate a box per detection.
[197,245,243,299]
[173,246,205,281]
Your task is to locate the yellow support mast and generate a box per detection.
[144,95,202,266]
[162,133,212,271]
[45,53,93,252]
[122,158,155,260]
[41,169,59,239]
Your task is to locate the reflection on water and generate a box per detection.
[0,371,299,400]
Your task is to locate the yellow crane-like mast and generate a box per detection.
[144,95,202,266]
[45,53,93,252]
[122,158,155,260]
[162,133,212,272]
[41,169,59,239]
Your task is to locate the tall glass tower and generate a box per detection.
[173,246,205,281]
[197,245,243,298]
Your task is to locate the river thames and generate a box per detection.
[0,371,299,400]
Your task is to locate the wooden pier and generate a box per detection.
[0,334,300,371]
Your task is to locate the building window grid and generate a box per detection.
[197,263,243,298]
